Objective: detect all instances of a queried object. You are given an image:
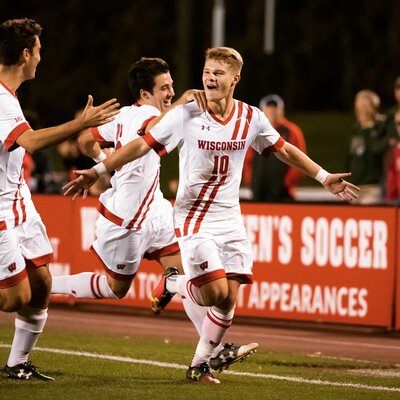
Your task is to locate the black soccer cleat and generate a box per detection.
[150,266,179,314]
[210,342,259,372]
[4,361,54,381]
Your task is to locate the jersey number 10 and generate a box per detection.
[212,155,229,175]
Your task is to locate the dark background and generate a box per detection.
[1,0,399,124]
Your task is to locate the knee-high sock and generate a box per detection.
[51,272,118,299]
[181,296,207,336]
[190,307,234,367]
[166,275,205,306]
[7,305,48,367]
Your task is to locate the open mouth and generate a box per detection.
[206,84,218,91]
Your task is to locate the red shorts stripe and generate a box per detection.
[226,272,253,284]
[144,241,180,261]
[189,269,226,287]
[90,245,136,282]
[0,220,7,230]
[25,253,53,268]
[0,268,28,289]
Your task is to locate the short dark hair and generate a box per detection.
[0,18,42,66]
[127,57,170,101]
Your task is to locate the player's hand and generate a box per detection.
[323,172,360,202]
[62,168,100,200]
[79,95,120,128]
[102,147,115,157]
[180,89,207,111]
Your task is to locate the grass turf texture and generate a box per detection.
[1,323,399,400]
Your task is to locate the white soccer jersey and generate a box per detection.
[144,100,284,236]
[0,81,37,229]
[92,103,174,230]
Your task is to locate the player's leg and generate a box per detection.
[0,229,31,312]
[52,215,136,299]
[5,216,54,380]
[156,251,207,335]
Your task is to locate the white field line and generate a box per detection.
[0,344,399,393]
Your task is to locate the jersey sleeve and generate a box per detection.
[143,106,184,156]
[92,119,117,143]
[0,93,31,151]
[251,108,285,156]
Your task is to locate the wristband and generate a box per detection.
[93,162,107,176]
[315,168,329,183]
[93,151,107,163]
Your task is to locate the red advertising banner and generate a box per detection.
[33,196,397,328]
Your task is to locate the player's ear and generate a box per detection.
[232,74,241,86]
[140,89,151,100]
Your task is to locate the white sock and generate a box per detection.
[167,275,205,306]
[7,305,48,367]
[51,273,118,299]
[190,307,234,367]
[181,296,207,336]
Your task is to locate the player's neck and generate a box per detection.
[0,66,23,93]
[208,97,235,121]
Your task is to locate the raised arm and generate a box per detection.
[274,141,360,201]
[16,96,119,153]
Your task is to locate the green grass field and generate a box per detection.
[1,323,399,400]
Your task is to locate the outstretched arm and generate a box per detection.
[16,96,119,153]
[63,136,151,199]
[274,141,360,201]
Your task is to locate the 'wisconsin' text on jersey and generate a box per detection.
[197,139,246,151]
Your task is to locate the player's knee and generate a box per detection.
[200,281,229,306]
[108,281,130,299]
[0,291,31,312]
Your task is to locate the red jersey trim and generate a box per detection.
[261,136,285,157]
[144,242,180,261]
[0,220,7,230]
[208,101,236,125]
[183,175,218,236]
[5,122,31,151]
[0,80,17,97]
[189,269,226,287]
[25,253,53,268]
[91,127,108,142]
[143,133,166,156]
[98,202,124,226]
[240,104,253,140]
[231,101,244,140]
[137,116,157,136]
[0,268,28,289]
[192,175,227,234]
[126,170,159,230]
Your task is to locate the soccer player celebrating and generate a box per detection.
[64,47,360,384]
[0,18,119,380]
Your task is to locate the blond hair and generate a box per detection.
[205,47,243,73]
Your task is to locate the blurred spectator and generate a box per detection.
[57,110,111,196]
[385,107,400,203]
[243,94,307,202]
[383,76,400,141]
[346,90,387,204]
[22,109,55,193]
